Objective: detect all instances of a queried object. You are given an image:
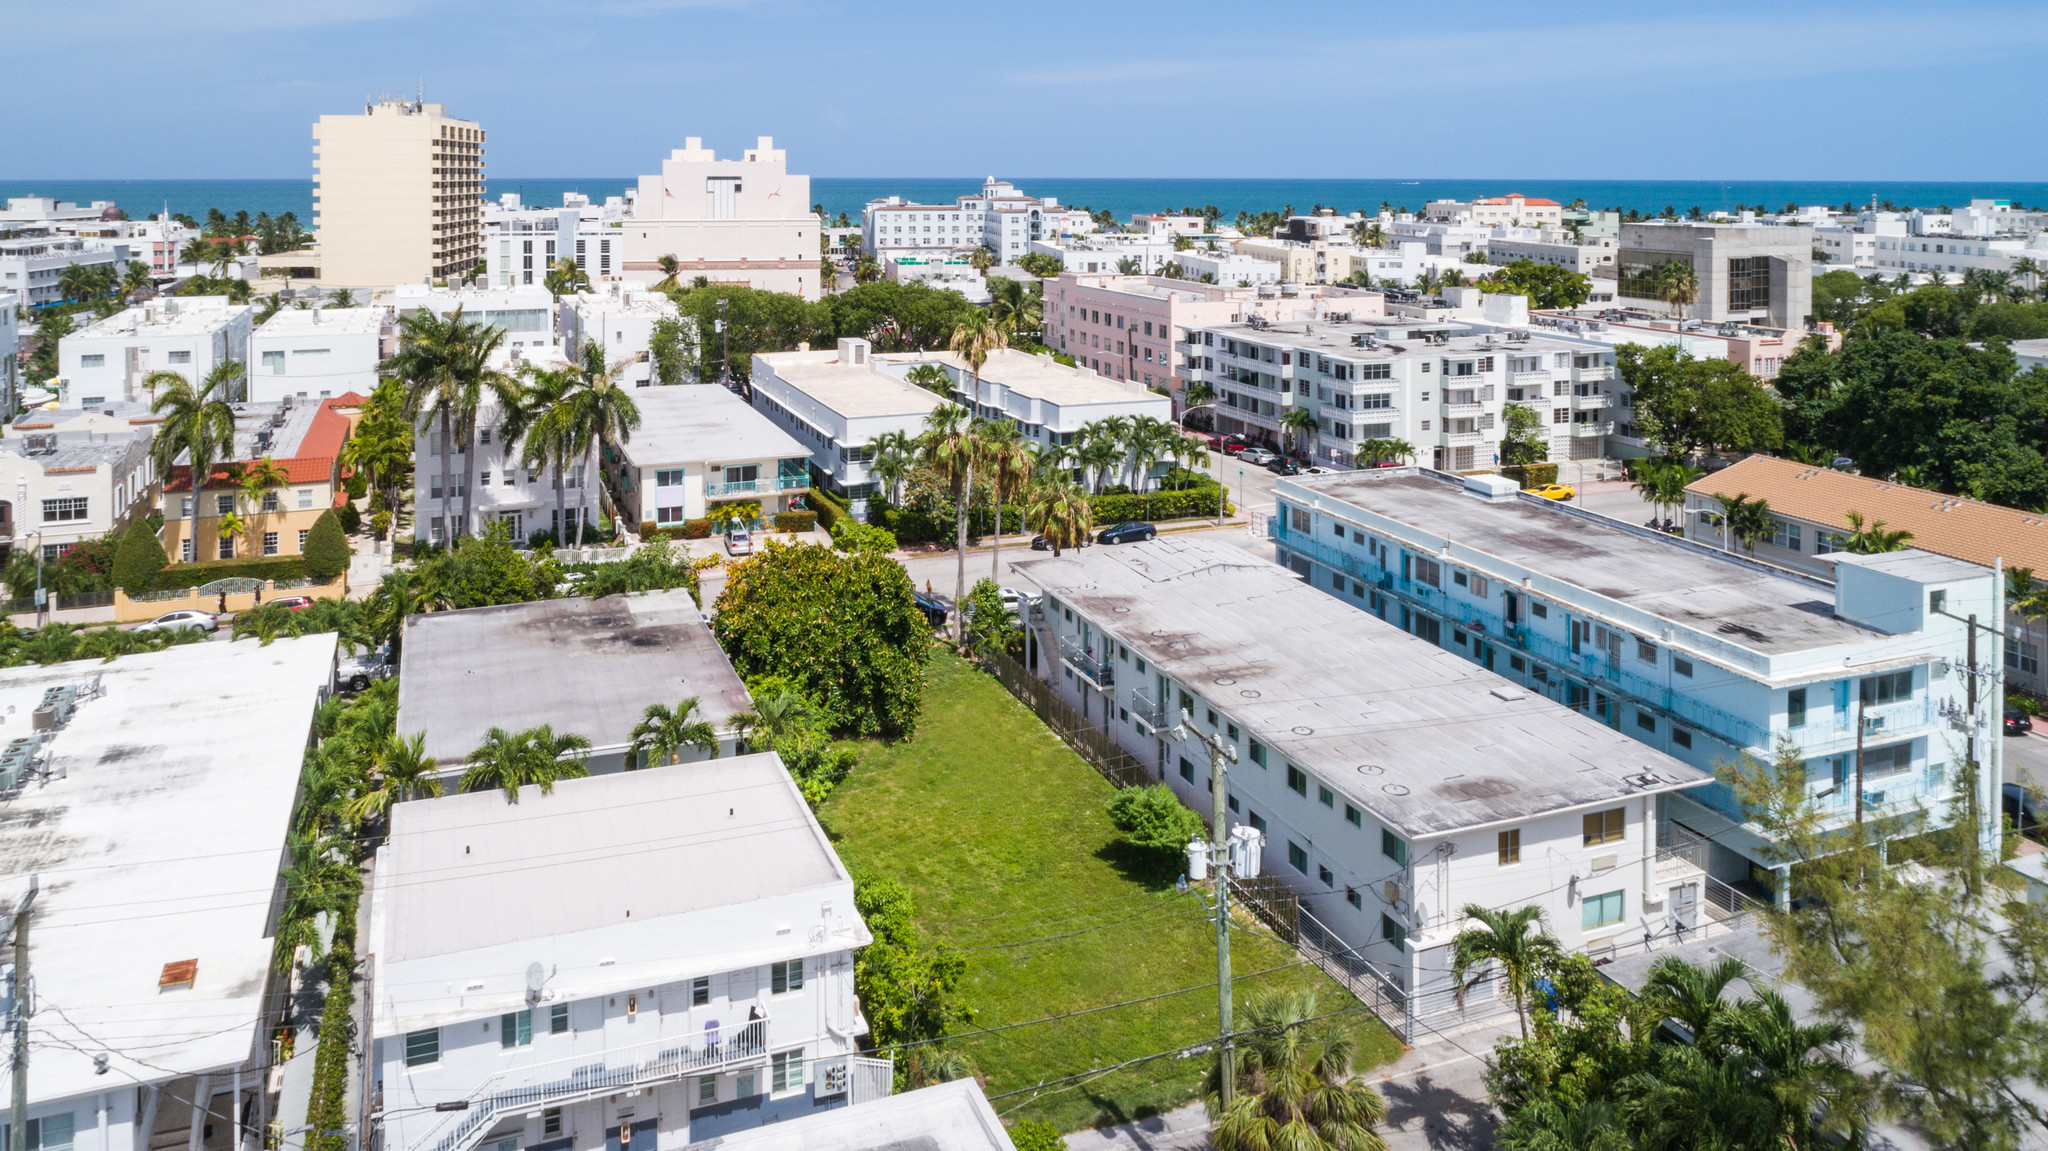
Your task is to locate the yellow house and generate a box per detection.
[159,393,361,563]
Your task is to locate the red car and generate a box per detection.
[271,595,315,611]
[1218,438,1251,456]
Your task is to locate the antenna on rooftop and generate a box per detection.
[526,961,549,1005]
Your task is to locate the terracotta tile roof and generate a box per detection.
[163,405,350,492]
[1478,195,1561,207]
[328,391,371,407]
[1686,454,2048,574]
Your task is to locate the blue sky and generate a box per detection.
[7,0,2047,180]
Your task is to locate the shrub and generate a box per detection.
[302,510,351,581]
[110,525,169,593]
[809,488,846,532]
[1089,488,1231,523]
[1007,1123,1065,1151]
[831,519,898,555]
[337,500,362,534]
[773,510,818,533]
[639,520,660,538]
[962,578,1021,659]
[680,518,713,539]
[344,472,368,499]
[1107,784,1207,854]
[1501,462,1561,489]
[305,936,355,1151]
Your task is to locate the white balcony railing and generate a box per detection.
[1571,393,1612,410]
[705,475,809,499]
[1571,421,1614,437]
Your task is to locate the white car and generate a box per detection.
[1238,448,1278,466]
[134,610,217,635]
[726,529,754,556]
[997,586,1034,616]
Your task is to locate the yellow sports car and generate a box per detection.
[1533,483,1575,501]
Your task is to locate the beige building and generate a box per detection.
[312,98,486,289]
[618,137,819,299]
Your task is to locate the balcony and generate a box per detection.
[1130,687,1170,733]
[1570,421,1613,437]
[1058,634,1113,690]
[405,1020,769,1151]
[1571,393,1612,411]
[1776,696,1937,755]
[704,475,810,498]
[1510,370,1551,387]
[1447,430,1486,444]
[1441,401,1484,417]
[1573,365,1615,382]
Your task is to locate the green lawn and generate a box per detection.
[821,651,1404,1131]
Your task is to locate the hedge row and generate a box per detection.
[809,488,847,532]
[1091,487,1233,522]
[1501,463,1561,489]
[305,930,355,1151]
[870,484,1234,545]
[773,510,817,532]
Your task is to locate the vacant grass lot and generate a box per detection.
[821,651,1403,1131]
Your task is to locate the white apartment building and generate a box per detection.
[561,284,681,387]
[749,340,942,512]
[314,97,486,287]
[1388,219,1490,258]
[1424,195,1564,228]
[390,283,557,350]
[1030,235,1180,276]
[368,755,887,1151]
[920,347,1173,439]
[1170,249,1282,287]
[398,590,753,776]
[618,137,818,299]
[0,404,158,565]
[1274,467,2003,898]
[1129,214,1206,238]
[0,290,17,413]
[409,344,578,545]
[1,635,337,1151]
[1010,536,1712,1002]
[484,192,636,289]
[862,178,1068,261]
[1488,229,1617,275]
[608,386,811,529]
[248,305,387,402]
[1180,316,1617,467]
[0,196,121,234]
[0,235,130,307]
[59,296,254,404]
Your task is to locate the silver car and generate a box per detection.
[1238,448,1277,466]
[134,610,217,635]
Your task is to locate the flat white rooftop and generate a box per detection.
[1010,537,1708,839]
[396,589,750,765]
[622,386,809,467]
[683,1080,1013,1151]
[70,296,248,340]
[0,635,337,1104]
[253,305,386,337]
[760,351,944,421]
[921,348,1165,407]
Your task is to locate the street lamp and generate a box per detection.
[22,530,43,625]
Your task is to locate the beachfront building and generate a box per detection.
[1010,535,1713,1001]
[1271,466,2003,900]
[159,394,356,564]
[1614,221,1814,329]
[58,296,253,404]
[0,235,132,309]
[397,589,752,776]
[861,178,1069,261]
[608,385,811,529]
[1,635,338,1151]
[248,305,388,402]
[314,97,486,288]
[368,753,888,1151]
[749,339,942,514]
[1423,195,1565,228]
[617,137,818,299]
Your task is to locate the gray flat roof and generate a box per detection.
[619,385,809,466]
[683,1080,1014,1151]
[765,355,945,421]
[382,752,847,961]
[1009,537,1708,839]
[0,635,337,1104]
[1832,549,1987,584]
[1288,469,1886,656]
[397,589,748,765]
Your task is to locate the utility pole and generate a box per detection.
[1178,721,1239,1109]
[715,297,731,388]
[10,875,39,1151]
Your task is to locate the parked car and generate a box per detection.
[271,595,315,611]
[1219,439,1251,456]
[2007,703,2035,735]
[1301,465,1331,475]
[1030,533,1092,551]
[1532,483,1576,501]
[912,591,954,629]
[135,610,217,635]
[2004,782,2043,833]
[337,644,395,692]
[1238,447,1278,465]
[1265,457,1303,476]
[726,529,753,556]
[997,586,1032,616]
[1097,521,1158,545]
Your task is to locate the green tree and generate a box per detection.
[1500,402,1548,467]
[1024,475,1093,556]
[544,257,590,296]
[1710,492,1774,553]
[651,254,682,293]
[980,420,1033,582]
[1106,784,1205,855]
[959,577,1020,661]
[712,539,931,737]
[1616,342,1783,457]
[904,363,951,395]
[968,246,997,274]
[921,403,981,650]
[849,864,970,1058]
[344,732,444,825]
[1450,904,1563,1038]
[948,309,1008,409]
[146,360,243,562]
[1654,259,1699,318]
[110,523,169,592]
[628,696,720,767]
[25,311,75,389]
[1482,260,1592,310]
[649,316,696,385]
[303,510,351,580]
[1207,989,1389,1151]
[460,724,592,803]
[1280,407,1318,458]
[1841,509,1913,553]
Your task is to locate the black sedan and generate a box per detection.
[912,591,954,629]
[1096,521,1158,545]
[2008,704,2035,735]
[1265,456,1305,476]
[1030,533,1092,551]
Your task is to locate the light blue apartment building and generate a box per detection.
[1272,467,2004,898]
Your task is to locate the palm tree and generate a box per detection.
[731,685,818,752]
[1841,509,1913,554]
[344,732,444,825]
[1123,417,1173,493]
[238,455,291,550]
[544,258,590,297]
[948,311,1008,412]
[1206,989,1389,1151]
[904,363,951,396]
[1712,492,1774,553]
[868,429,915,505]
[1449,903,1563,1038]
[1024,475,1093,556]
[391,307,467,543]
[460,724,592,803]
[58,263,102,304]
[1115,256,1142,275]
[121,260,153,301]
[146,362,242,564]
[968,246,997,274]
[2014,256,2044,301]
[563,340,642,542]
[1352,438,1414,468]
[652,254,682,293]
[1493,1098,1632,1151]
[1656,260,1700,318]
[1280,408,1318,460]
[852,255,882,284]
[628,696,720,767]
[1716,987,1859,1148]
[1631,460,1701,525]
[921,403,981,650]
[1181,380,1216,424]
[981,420,1034,583]
[331,288,356,308]
[1641,955,1747,1040]
[987,276,1042,339]
[1075,430,1121,495]
[513,363,579,544]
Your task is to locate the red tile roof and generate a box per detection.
[163,403,351,492]
[1478,194,1561,207]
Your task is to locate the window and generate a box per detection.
[1248,740,1266,767]
[262,491,280,512]
[1498,829,1521,864]
[1636,639,1657,664]
[1635,711,1656,733]
[1581,890,1625,930]
[771,1049,804,1092]
[1787,688,1808,729]
[216,494,234,516]
[1286,765,1307,795]
[1674,657,1694,678]
[1413,556,1441,587]
[17,1115,74,1151]
[1381,914,1407,949]
[40,498,87,523]
[1531,601,1548,619]
[1346,888,1362,909]
[1381,830,1408,865]
[263,532,278,556]
[79,354,106,368]
[697,1077,718,1107]
[217,534,235,559]
[404,1028,440,1066]
[1180,757,1194,782]
[692,977,710,1005]
[1287,841,1308,873]
[550,1004,569,1033]
[1672,726,1693,749]
[1318,784,1334,807]
[298,529,310,551]
[1583,808,1625,846]
[1344,803,1361,826]
[262,351,286,374]
[1860,670,1913,706]
[500,1009,532,1047]
[1930,589,1947,614]
[771,959,803,994]
[1770,519,1802,551]
[1249,811,1266,833]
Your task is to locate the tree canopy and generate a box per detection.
[1616,343,1784,457]
[1482,260,1592,310]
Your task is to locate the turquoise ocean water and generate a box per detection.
[5,176,2045,225]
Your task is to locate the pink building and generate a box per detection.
[1044,274,1385,410]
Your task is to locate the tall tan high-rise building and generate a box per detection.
[312,98,485,289]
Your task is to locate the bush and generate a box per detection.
[809,488,846,532]
[1090,487,1231,523]
[1501,462,1561,489]
[773,510,818,533]
[302,510,351,580]
[1007,1122,1065,1151]
[1107,784,1207,853]
[639,520,659,538]
[344,472,368,499]
[337,500,362,534]
[831,519,898,555]
[110,526,168,593]
[305,937,355,1151]
[680,518,713,539]
[962,578,1021,659]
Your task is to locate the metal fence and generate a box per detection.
[984,649,1154,790]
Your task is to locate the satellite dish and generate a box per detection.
[525,962,547,1003]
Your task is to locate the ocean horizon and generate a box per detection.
[5,176,2044,227]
